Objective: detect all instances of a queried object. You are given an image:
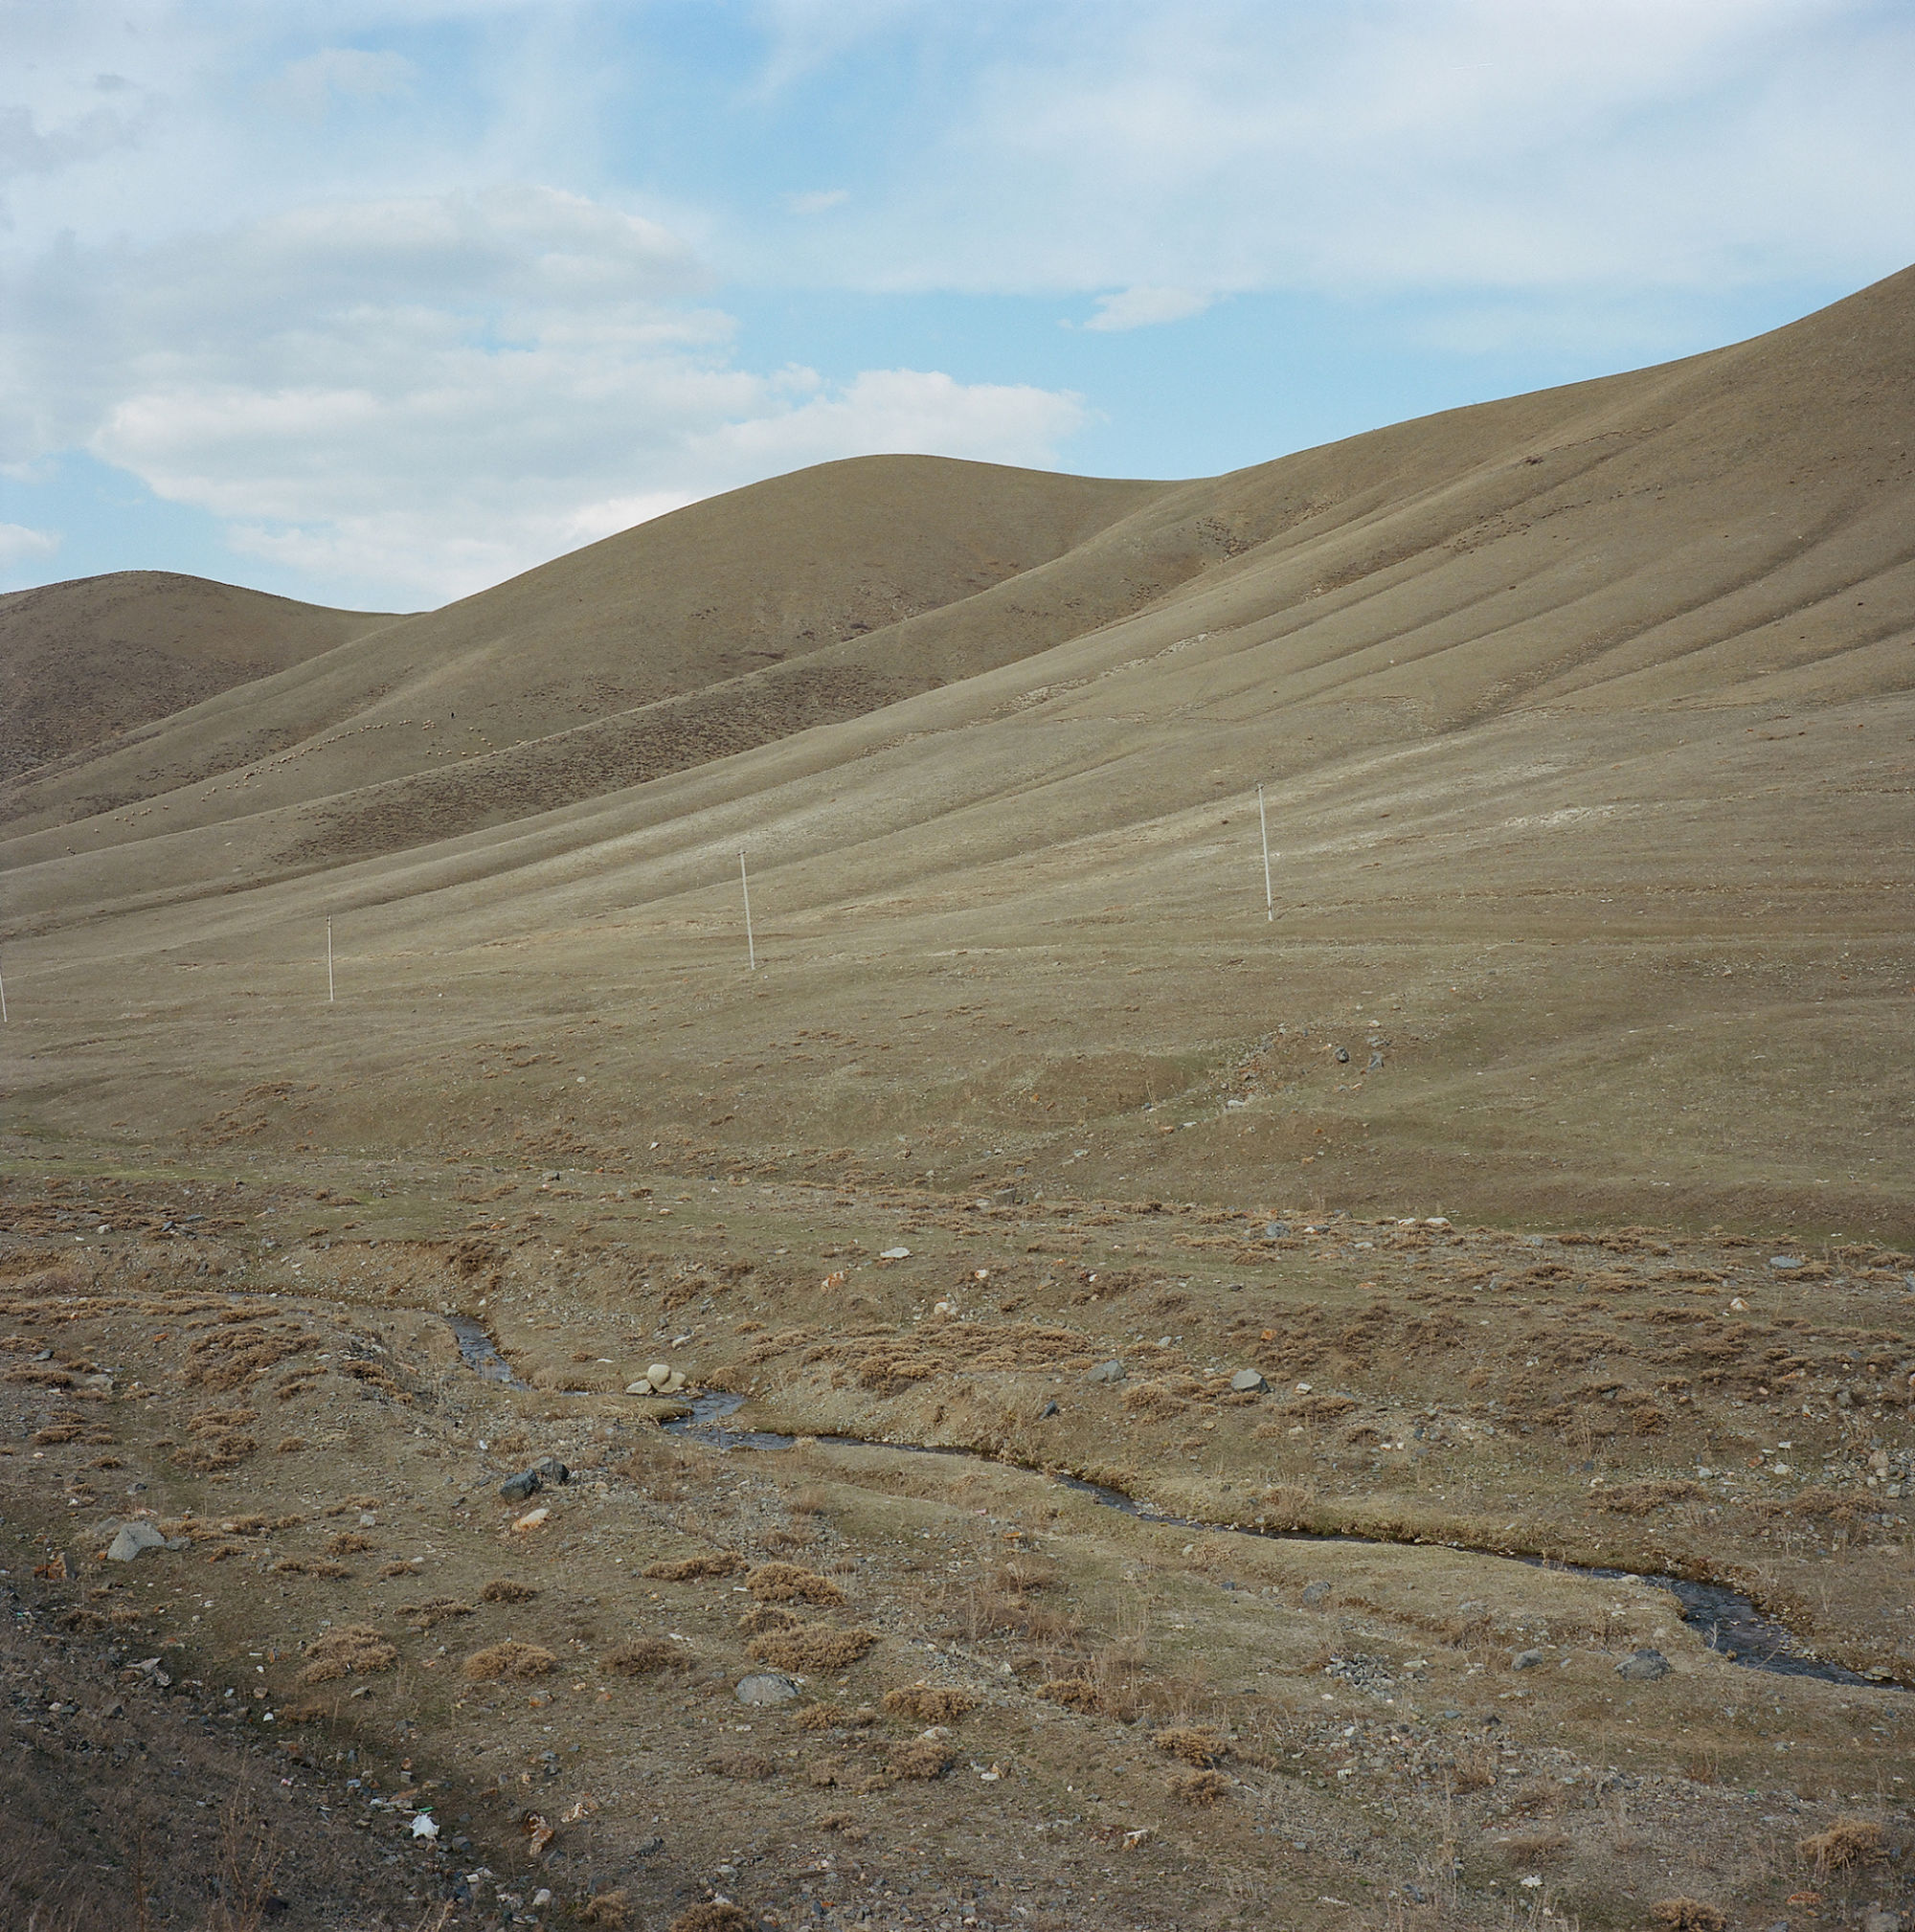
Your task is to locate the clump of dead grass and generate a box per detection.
[1038,1677,1100,1713]
[1153,1726,1224,1767]
[326,1531,376,1555]
[480,1578,539,1603]
[889,1739,955,1780]
[747,1561,846,1606]
[795,1704,878,1731]
[1649,1902,1726,1931]
[644,1551,742,1581]
[1596,1479,1701,1516]
[1797,1816,1887,1874]
[297,1625,398,1684]
[883,1684,979,1723]
[669,1905,754,1932]
[602,1637,694,1676]
[1166,1769,1230,1806]
[746,1626,877,1672]
[737,1604,800,1635]
[578,1890,632,1928]
[462,1640,555,1681]
[397,1598,474,1629]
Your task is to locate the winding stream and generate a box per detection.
[446,1318,1893,1691]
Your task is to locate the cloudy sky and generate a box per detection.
[4,1,1913,611]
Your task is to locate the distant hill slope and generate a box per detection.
[0,459,1164,843]
[0,571,398,783]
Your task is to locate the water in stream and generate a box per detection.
[448,1320,1892,1690]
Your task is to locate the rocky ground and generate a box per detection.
[1,1147,1912,1932]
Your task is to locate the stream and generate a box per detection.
[446,1317,1892,1691]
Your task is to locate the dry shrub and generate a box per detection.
[1650,1902,1726,1931]
[462,1640,556,1681]
[326,1531,376,1555]
[1038,1677,1100,1713]
[883,1684,979,1724]
[1167,1769,1230,1807]
[173,1431,258,1472]
[481,1578,539,1603]
[1153,1727,1224,1767]
[747,1561,846,1606]
[795,1704,878,1731]
[1790,1487,1863,1526]
[31,1424,84,1445]
[995,1556,1058,1593]
[1255,1482,1319,1531]
[276,1700,329,1723]
[1122,1383,1190,1420]
[1797,1817,1887,1874]
[578,1891,632,1928]
[644,1551,742,1581]
[669,1905,753,1932]
[305,1560,354,1579]
[378,1560,418,1580]
[297,1625,398,1684]
[275,1438,306,1454]
[398,1598,474,1629]
[738,1605,800,1635]
[790,1487,830,1516]
[602,1637,694,1676]
[705,1753,775,1781]
[1597,1480,1701,1516]
[890,1739,955,1780]
[747,1626,878,1673]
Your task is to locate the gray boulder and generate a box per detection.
[498,1471,541,1503]
[106,1521,167,1562]
[1301,1580,1332,1607]
[1230,1368,1268,1394]
[1614,1648,1671,1681]
[734,1672,800,1705]
[1512,1649,1545,1671]
[530,1456,570,1485]
[1084,1359,1126,1385]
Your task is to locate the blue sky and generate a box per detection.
[3,1,1912,611]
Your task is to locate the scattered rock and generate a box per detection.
[1769,1256,1804,1271]
[1038,1400,1060,1419]
[1512,1649,1545,1672]
[1301,1581,1331,1607]
[648,1362,672,1386]
[106,1521,167,1562]
[1085,1359,1126,1385]
[1264,1223,1290,1240]
[1229,1368,1268,1394]
[879,1247,912,1260]
[530,1456,569,1485]
[498,1471,541,1503]
[1861,1910,1904,1932]
[734,1672,800,1705]
[1615,1648,1672,1681]
[1334,1045,1350,1063]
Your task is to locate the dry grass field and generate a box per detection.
[0,267,1911,1929]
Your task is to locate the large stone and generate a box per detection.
[1614,1648,1671,1681]
[1084,1359,1126,1385]
[647,1362,672,1386]
[498,1470,541,1503]
[734,1672,800,1705]
[1230,1368,1268,1394]
[530,1456,570,1485]
[1512,1649,1545,1671]
[1301,1580,1332,1607]
[106,1521,167,1562]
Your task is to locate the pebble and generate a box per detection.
[1512,1649,1545,1672]
[1084,1359,1126,1385]
[1264,1223,1290,1240]
[734,1672,800,1705]
[879,1247,912,1260]
[1230,1368,1269,1394]
[1301,1581,1332,1606]
[1769,1256,1804,1271]
[1614,1648,1671,1681]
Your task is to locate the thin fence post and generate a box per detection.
[0,953,8,1022]
[739,853,756,971]
[1257,783,1273,922]
[327,917,334,1003]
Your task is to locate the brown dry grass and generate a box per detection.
[1797,1816,1887,1874]
[644,1550,743,1580]
[602,1636,694,1676]
[397,1598,474,1629]
[480,1578,539,1602]
[737,1604,800,1634]
[1650,1902,1727,1931]
[296,1625,397,1684]
[669,1905,753,1932]
[747,1561,846,1606]
[747,1626,878,1672]
[1166,1769,1231,1807]
[883,1684,979,1723]
[578,1891,633,1928]
[1152,1726,1224,1767]
[890,1739,956,1780]
[1038,1677,1100,1712]
[462,1640,556,1681]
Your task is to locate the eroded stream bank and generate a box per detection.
[449,1315,1887,1689]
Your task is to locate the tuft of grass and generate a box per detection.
[643,1551,742,1581]
[602,1637,694,1676]
[883,1684,979,1724]
[326,1531,376,1555]
[461,1640,555,1681]
[889,1739,956,1780]
[746,1561,846,1606]
[668,1904,754,1932]
[1650,1902,1727,1931]
[1152,1726,1224,1767]
[1166,1768,1231,1807]
[737,1605,800,1635]
[1797,1816,1887,1873]
[480,1578,539,1603]
[396,1598,474,1629]
[578,1891,632,1928]
[296,1626,398,1684]
[1037,1677,1100,1713]
[747,1626,878,1672]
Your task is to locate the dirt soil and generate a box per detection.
[1,1154,1909,1932]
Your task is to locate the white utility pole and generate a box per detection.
[1257,783,1273,921]
[739,853,756,971]
[327,917,335,1002]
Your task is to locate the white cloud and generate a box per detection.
[786,188,850,215]
[0,521,60,573]
[263,48,416,122]
[1080,286,1212,332]
[8,184,1089,605]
